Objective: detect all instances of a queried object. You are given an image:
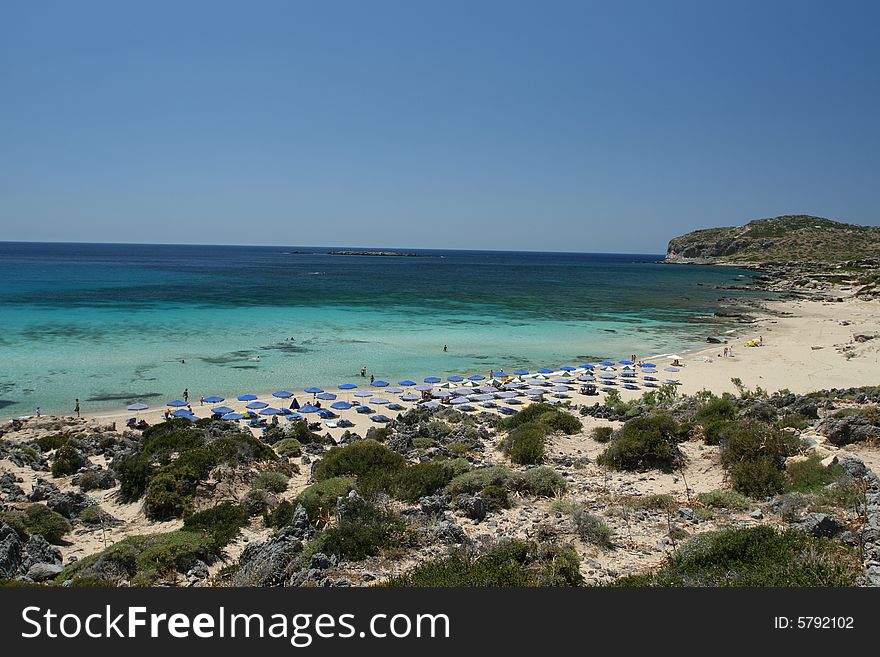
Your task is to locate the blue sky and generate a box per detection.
[1,0,878,252]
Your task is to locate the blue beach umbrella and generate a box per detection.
[414,384,433,391]
[299,404,319,413]
[536,368,553,374]
[211,406,234,414]
[619,359,634,365]
[203,396,225,404]
[496,391,517,399]
[272,390,294,399]
[400,393,420,401]
[664,367,680,373]
[599,373,616,379]
[578,375,597,382]
[599,361,615,367]
[354,390,373,397]
[641,362,657,368]
[450,396,470,405]
[127,402,149,411]
[167,399,188,407]
[304,387,324,394]
[371,397,390,405]
[260,407,282,415]
[338,383,358,390]
[398,380,417,386]
[447,375,464,382]
[467,374,486,381]
[420,401,440,409]
[316,392,337,400]
[246,401,268,409]
[385,387,404,394]
[513,369,529,375]
[551,385,570,392]
[560,365,577,371]
[371,380,390,387]
[221,412,244,420]
[237,394,257,401]
[330,401,353,410]
[423,376,442,383]
[170,409,194,418]
[473,393,495,401]
[579,364,595,370]
[433,390,452,398]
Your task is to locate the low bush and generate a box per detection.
[719,420,799,497]
[696,489,750,511]
[36,434,68,452]
[572,508,614,548]
[592,426,613,443]
[516,466,568,497]
[392,460,459,502]
[51,444,85,477]
[251,471,290,493]
[480,485,510,511]
[304,499,407,562]
[444,466,516,496]
[499,421,546,465]
[597,414,685,472]
[785,456,845,494]
[183,503,250,549]
[0,504,72,544]
[313,441,406,497]
[383,539,582,587]
[284,476,357,525]
[501,403,582,435]
[611,526,861,587]
[58,529,218,586]
[273,438,302,458]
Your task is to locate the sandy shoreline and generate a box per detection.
[8,292,876,443]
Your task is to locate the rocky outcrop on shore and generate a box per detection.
[666,215,880,265]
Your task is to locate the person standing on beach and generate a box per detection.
[443,345,447,352]
[35,407,41,417]
[74,399,80,418]
[360,366,366,378]
[183,388,189,402]
[728,344,734,357]
[370,374,375,383]
[199,395,205,406]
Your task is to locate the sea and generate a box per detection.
[0,242,764,418]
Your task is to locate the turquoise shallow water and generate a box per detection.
[0,242,760,417]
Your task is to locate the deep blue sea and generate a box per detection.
[0,242,761,417]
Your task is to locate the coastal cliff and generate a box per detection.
[665,215,880,265]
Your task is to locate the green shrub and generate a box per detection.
[251,471,289,493]
[696,489,750,511]
[51,444,85,477]
[36,434,68,452]
[611,526,861,587]
[183,503,249,549]
[116,454,153,502]
[785,456,845,494]
[501,403,582,434]
[597,414,685,472]
[392,460,458,502]
[592,426,613,443]
[499,422,546,465]
[572,508,614,548]
[444,466,517,495]
[720,420,799,497]
[516,466,567,497]
[0,504,71,544]
[273,438,302,458]
[305,499,407,561]
[144,472,193,520]
[294,476,357,523]
[384,539,582,587]
[480,485,510,511]
[58,529,217,586]
[313,440,406,497]
[286,421,322,444]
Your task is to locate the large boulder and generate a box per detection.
[0,521,23,578]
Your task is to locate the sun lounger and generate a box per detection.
[324,420,338,429]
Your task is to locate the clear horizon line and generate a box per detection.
[0,239,669,257]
